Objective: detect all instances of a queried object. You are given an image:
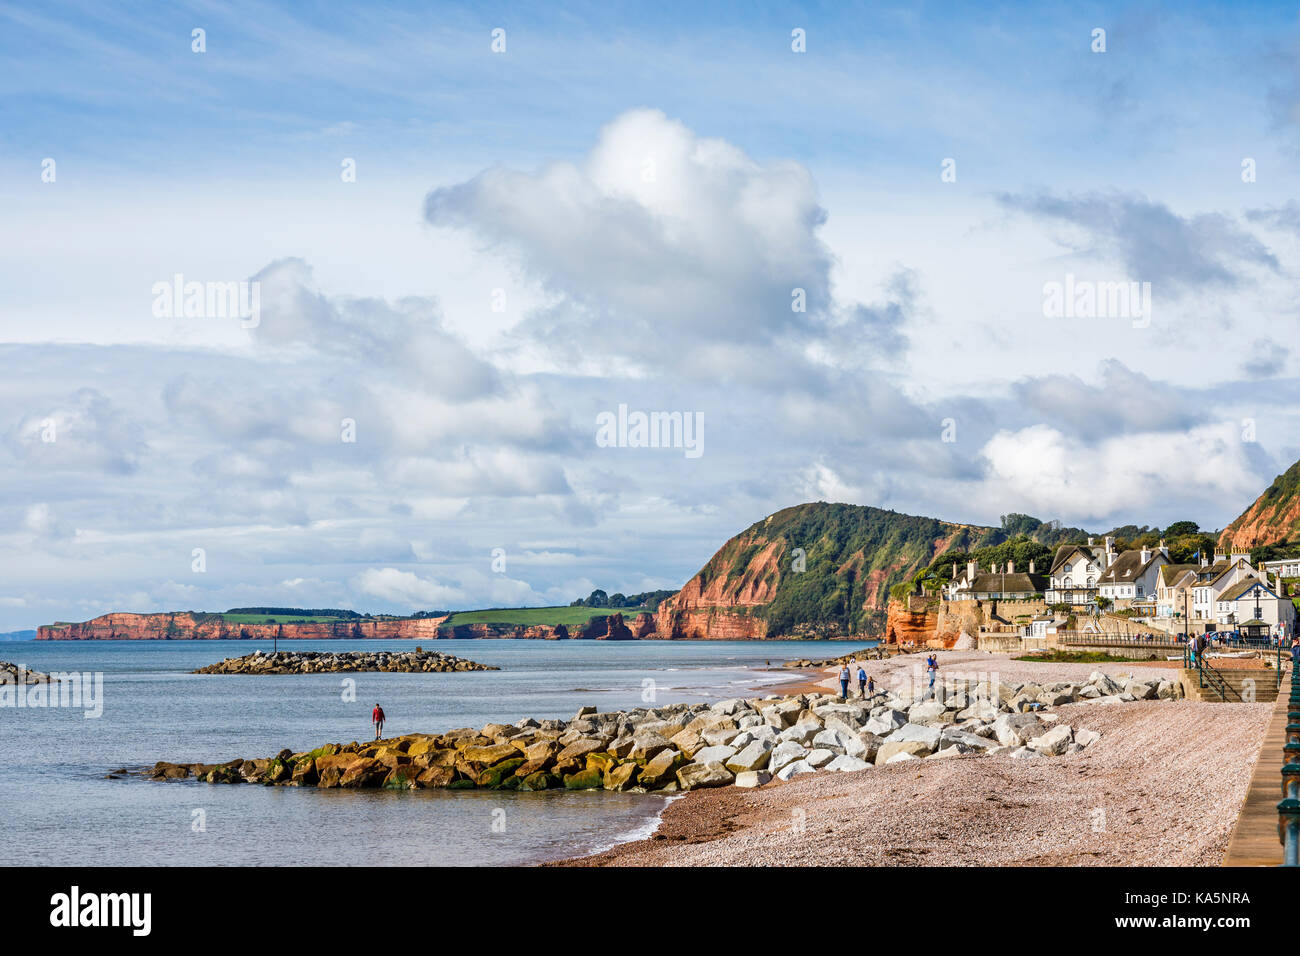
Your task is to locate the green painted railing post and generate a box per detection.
[1279,798,1300,867]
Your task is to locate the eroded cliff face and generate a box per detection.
[38,612,451,641]
[1219,458,1300,550]
[883,597,939,647]
[39,611,645,642]
[883,596,984,648]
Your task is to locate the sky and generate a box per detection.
[1,0,1299,629]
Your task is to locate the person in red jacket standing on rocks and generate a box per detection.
[372,703,386,740]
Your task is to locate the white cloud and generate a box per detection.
[979,422,1260,525]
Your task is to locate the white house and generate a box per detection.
[1045,538,1113,605]
[1097,544,1169,603]
[946,559,1046,601]
[1260,557,1300,580]
[1190,554,1256,621]
[1214,577,1296,632]
[1154,564,1198,619]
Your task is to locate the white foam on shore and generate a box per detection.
[576,793,683,858]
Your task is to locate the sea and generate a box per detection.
[0,638,866,866]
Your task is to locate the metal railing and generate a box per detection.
[1181,644,1242,701]
[1279,655,1300,866]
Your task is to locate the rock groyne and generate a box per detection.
[192,649,498,675]
[144,668,1179,793]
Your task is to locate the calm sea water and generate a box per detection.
[0,639,862,866]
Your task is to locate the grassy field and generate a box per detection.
[441,606,648,628]
[1013,650,1139,664]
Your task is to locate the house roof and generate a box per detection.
[1218,577,1276,603]
[967,572,1047,594]
[1098,549,1165,585]
[1157,564,1197,586]
[1050,544,1103,574]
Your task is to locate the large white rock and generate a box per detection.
[1009,747,1042,759]
[926,746,964,759]
[1074,728,1101,747]
[885,722,942,750]
[804,748,837,768]
[908,700,948,723]
[775,759,816,781]
[863,709,908,736]
[701,726,742,747]
[692,744,739,765]
[675,760,735,790]
[884,751,919,764]
[875,739,933,763]
[1027,724,1073,756]
[811,728,853,753]
[779,722,822,745]
[725,741,773,773]
[824,754,872,772]
[939,728,998,752]
[768,740,809,772]
[734,770,771,788]
[991,713,1046,747]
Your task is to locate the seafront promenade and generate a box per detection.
[1223,662,1293,867]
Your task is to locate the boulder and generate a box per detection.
[768,741,809,772]
[628,731,673,761]
[884,723,942,750]
[725,741,773,773]
[779,722,822,746]
[676,761,735,791]
[691,744,739,766]
[1074,728,1101,747]
[804,748,837,768]
[1009,747,1042,759]
[876,740,932,764]
[734,770,771,788]
[811,728,853,753]
[638,748,682,789]
[1027,724,1073,755]
[939,728,998,752]
[908,700,948,723]
[991,713,1046,747]
[775,759,816,781]
[824,754,871,773]
[883,751,919,764]
[603,762,639,791]
[863,709,907,736]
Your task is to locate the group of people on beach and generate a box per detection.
[838,661,878,701]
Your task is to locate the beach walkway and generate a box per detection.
[1223,671,1291,867]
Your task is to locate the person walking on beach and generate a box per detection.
[372,703,386,740]
[866,675,876,700]
[839,664,850,701]
[857,665,867,699]
[926,654,938,695]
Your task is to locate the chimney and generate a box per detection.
[1201,554,1208,568]
[1159,539,1169,558]
[967,560,976,582]
[952,562,957,579]
[1007,560,1014,574]
[1140,546,1151,564]
[1029,559,1036,574]
[1088,537,1094,547]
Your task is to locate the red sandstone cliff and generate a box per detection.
[38,612,450,641]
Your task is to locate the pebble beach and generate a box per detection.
[554,650,1276,867]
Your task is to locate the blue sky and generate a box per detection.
[1,1,1298,629]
